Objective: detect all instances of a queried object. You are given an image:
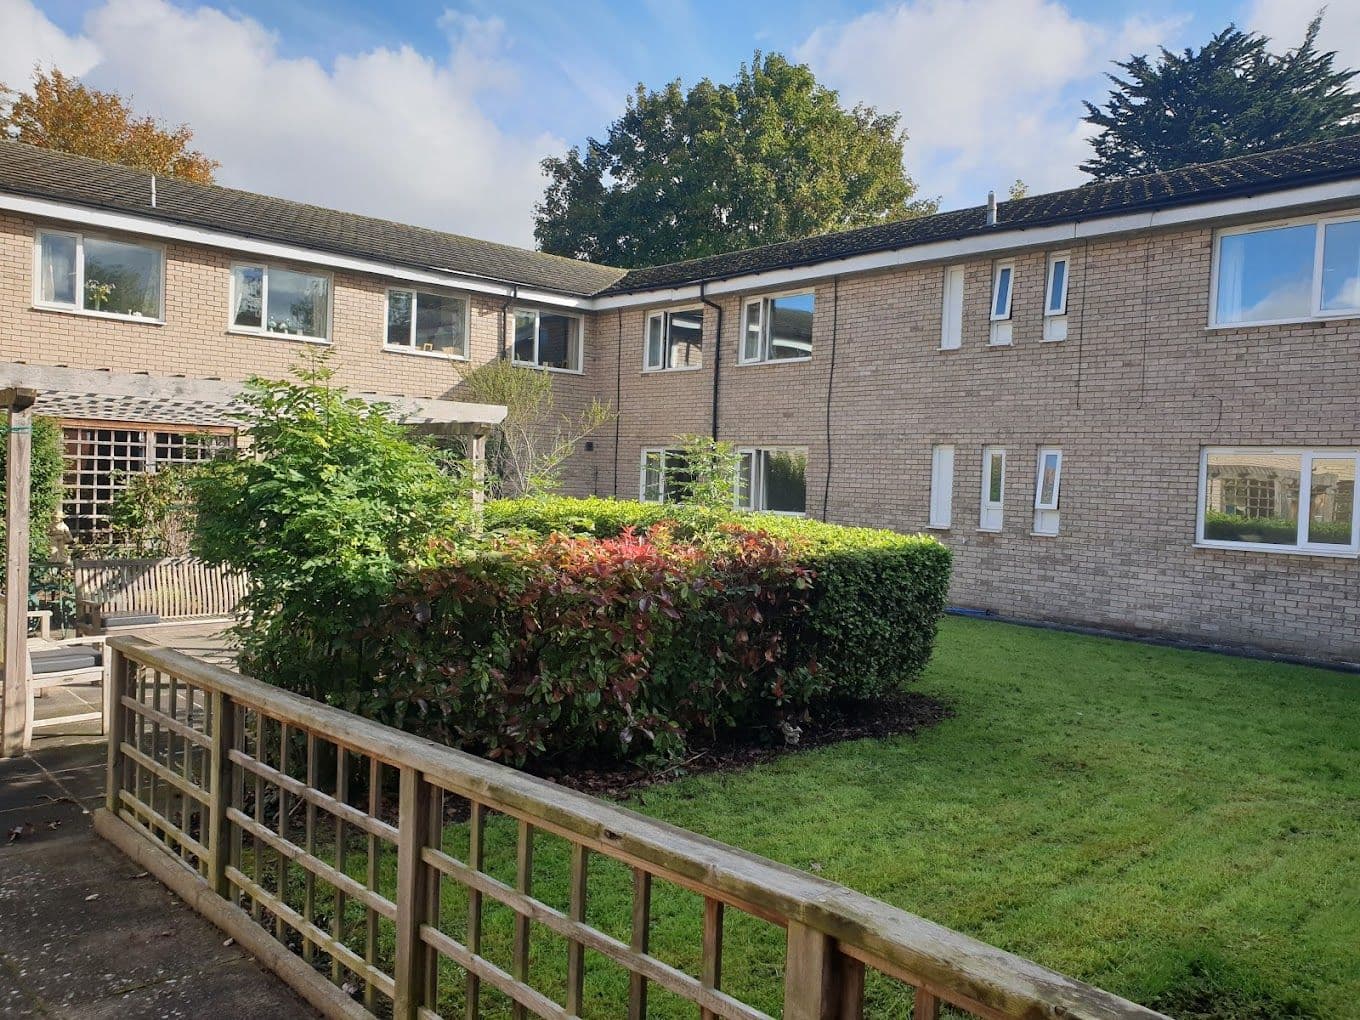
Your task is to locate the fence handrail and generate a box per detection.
[104,635,1165,1020]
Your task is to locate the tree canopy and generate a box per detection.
[1081,15,1360,181]
[535,52,935,268]
[0,67,218,183]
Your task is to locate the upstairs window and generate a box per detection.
[645,308,704,370]
[231,263,330,341]
[386,289,468,357]
[35,229,163,320]
[736,448,807,514]
[979,446,1005,531]
[940,266,964,350]
[1213,214,1360,326]
[514,309,583,372]
[989,261,1014,346]
[741,291,815,364]
[1043,252,1069,341]
[1033,447,1062,535]
[1198,447,1358,555]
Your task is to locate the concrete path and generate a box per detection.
[0,719,314,1017]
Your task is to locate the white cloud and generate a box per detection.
[0,0,99,86]
[797,0,1182,208]
[0,0,557,246]
[1244,0,1360,71]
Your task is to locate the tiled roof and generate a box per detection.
[0,140,627,297]
[602,134,1360,295]
[3,135,1359,300]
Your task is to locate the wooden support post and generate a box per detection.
[565,843,589,1016]
[104,646,131,813]
[700,897,725,1020]
[913,988,942,1020]
[206,689,236,897]
[470,431,487,525]
[783,922,840,1020]
[628,868,652,1020]
[512,818,534,1020]
[393,767,435,1020]
[1,390,34,758]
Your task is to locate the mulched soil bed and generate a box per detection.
[536,691,954,799]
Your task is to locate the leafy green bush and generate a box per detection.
[367,524,816,765]
[485,496,953,699]
[0,415,64,557]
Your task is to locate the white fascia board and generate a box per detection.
[0,192,590,310]
[591,177,1360,310]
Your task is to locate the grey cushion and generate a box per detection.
[31,647,103,674]
[102,612,161,628]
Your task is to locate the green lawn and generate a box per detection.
[299,616,1360,1017]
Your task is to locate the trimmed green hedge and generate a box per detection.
[485,497,953,698]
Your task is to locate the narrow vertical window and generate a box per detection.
[989,261,1014,346]
[1033,447,1062,535]
[980,446,1006,531]
[929,445,954,527]
[940,266,964,350]
[1043,252,1069,341]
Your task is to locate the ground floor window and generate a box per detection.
[62,423,234,543]
[639,447,694,503]
[1198,447,1358,555]
[736,448,807,515]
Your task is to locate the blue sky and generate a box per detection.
[4,0,1355,252]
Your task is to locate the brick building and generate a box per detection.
[2,137,1357,662]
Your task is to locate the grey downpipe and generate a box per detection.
[700,280,723,439]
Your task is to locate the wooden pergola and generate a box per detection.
[0,363,506,757]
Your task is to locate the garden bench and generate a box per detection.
[73,557,246,635]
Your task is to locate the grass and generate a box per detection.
[264,616,1360,1017]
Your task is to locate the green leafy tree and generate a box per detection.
[107,464,201,556]
[1082,14,1360,180]
[456,358,614,497]
[0,415,64,558]
[191,358,472,700]
[668,435,740,510]
[536,52,936,267]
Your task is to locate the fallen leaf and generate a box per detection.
[84,893,99,901]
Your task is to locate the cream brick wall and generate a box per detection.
[6,205,1358,662]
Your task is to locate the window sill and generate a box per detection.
[642,365,704,375]
[925,524,951,532]
[382,345,467,361]
[228,327,331,346]
[1206,312,1360,331]
[1029,531,1060,538]
[32,304,164,326]
[976,527,1002,534]
[736,357,813,367]
[986,340,1012,348]
[512,361,584,376]
[937,345,961,353]
[1193,541,1358,559]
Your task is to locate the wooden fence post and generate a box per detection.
[206,689,236,897]
[104,646,131,813]
[784,922,844,1020]
[1,391,34,758]
[394,766,435,1020]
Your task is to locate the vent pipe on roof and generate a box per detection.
[986,190,997,226]
[150,175,157,208]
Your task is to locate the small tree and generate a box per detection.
[191,359,472,700]
[107,465,200,556]
[0,68,219,183]
[456,357,614,497]
[668,434,740,509]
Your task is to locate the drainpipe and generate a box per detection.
[498,284,518,359]
[699,281,723,440]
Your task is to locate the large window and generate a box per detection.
[741,292,815,364]
[62,425,233,541]
[35,229,163,320]
[1198,448,1358,555]
[645,308,703,370]
[385,289,467,357]
[1213,214,1360,326]
[231,263,330,340]
[929,444,954,527]
[514,309,583,372]
[736,448,807,514]
[979,446,1005,531]
[989,261,1014,346]
[940,266,964,350]
[1032,447,1062,535]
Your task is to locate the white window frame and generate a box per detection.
[383,287,470,360]
[1043,252,1069,341]
[644,306,704,372]
[1209,211,1360,328]
[1195,446,1360,557]
[1032,447,1062,536]
[639,447,683,503]
[512,307,585,374]
[228,261,333,343]
[989,261,1014,346]
[979,446,1006,531]
[739,289,815,365]
[929,444,954,528]
[940,266,964,350]
[33,228,166,324]
[734,447,808,516]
